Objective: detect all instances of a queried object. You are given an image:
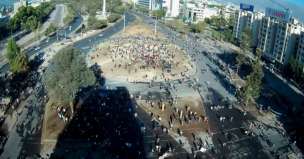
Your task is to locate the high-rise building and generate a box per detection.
[14,0,27,14]
[232,10,264,47]
[294,27,304,66]
[183,3,220,22]
[138,0,162,11]
[162,0,180,17]
[258,17,303,69]
[138,0,180,17]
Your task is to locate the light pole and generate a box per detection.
[124,12,126,34]
[154,18,157,36]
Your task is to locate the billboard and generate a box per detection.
[240,3,254,12]
[265,7,290,22]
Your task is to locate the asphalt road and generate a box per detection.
[1,9,292,158]
[0,5,83,76]
[110,11,276,158]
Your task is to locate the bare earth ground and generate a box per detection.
[89,41,193,80]
[112,18,165,38]
[137,93,212,153]
[42,91,71,141]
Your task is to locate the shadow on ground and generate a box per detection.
[44,86,150,159]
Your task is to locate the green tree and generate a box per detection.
[228,14,234,28]
[107,14,120,23]
[211,30,221,40]
[91,20,107,29]
[222,29,234,43]
[26,15,38,32]
[63,6,76,26]
[81,5,87,15]
[10,53,30,74]
[243,27,253,40]
[114,6,125,14]
[235,53,245,83]
[181,25,190,36]
[172,19,183,30]
[36,22,42,43]
[192,21,206,33]
[152,9,166,19]
[45,47,96,113]
[289,55,297,75]
[45,23,57,37]
[240,34,251,53]
[256,47,262,60]
[6,38,20,66]
[241,59,264,107]
[89,9,97,17]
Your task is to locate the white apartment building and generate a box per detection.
[183,3,220,22]
[138,0,162,10]
[14,0,27,14]
[258,17,303,69]
[138,0,179,17]
[233,10,264,47]
[296,31,304,65]
[162,0,180,17]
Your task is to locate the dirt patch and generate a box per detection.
[42,91,72,141]
[112,18,165,38]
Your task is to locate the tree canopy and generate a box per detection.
[63,6,76,26]
[87,16,108,30]
[6,38,30,74]
[204,16,227,29]
[241,49,264,107]
[10,53,30,74]
[114,6,125,14]
[45,47,96,111]
[6,2,55,31]
[45,23,57,37]
[107,14,121,23]
[152,9,166,19]
[6,38,20,66]
[192,22,206,33]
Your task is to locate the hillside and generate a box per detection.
[213,0,304,23]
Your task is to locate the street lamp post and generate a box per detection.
[124,12,126,34]
[154,18,157,36]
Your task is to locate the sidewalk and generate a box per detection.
[0,4,67,66]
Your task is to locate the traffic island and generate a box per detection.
[88,39,195,82]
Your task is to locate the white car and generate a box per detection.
[45,39,49,43]
[99,34,103,37]
[34,47,41,51]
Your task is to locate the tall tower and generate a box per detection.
[102,0,106,17]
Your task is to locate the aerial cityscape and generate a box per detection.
[0,0,303,158]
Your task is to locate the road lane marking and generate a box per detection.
[137,116,153,134]
[213,126,247,135]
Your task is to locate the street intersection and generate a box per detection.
[0,8,302,159]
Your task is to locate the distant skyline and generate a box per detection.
[286,0,304,8]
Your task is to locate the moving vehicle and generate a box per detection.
[34,46,41,51]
